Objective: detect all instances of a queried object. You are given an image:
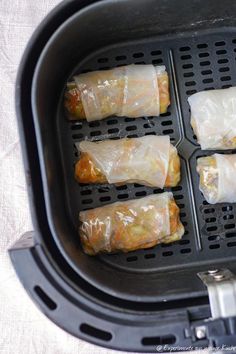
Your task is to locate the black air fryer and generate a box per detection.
[10,0,236,351]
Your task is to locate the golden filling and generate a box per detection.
[197,156,218,202]
[65,71,170,119]
[75,144,180,187]
[80,199,184,255]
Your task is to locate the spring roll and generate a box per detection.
[188,87,236,150]
[79,192,184,255]
[65,64,170,121]
[197,154,236,203]
[75,136,180,188]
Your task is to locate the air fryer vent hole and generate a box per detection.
[152,58,163,64]
[133,52,144,58]
[205,217,216,223]
[70,123,83,130]
[179,239,190,245]
[226,232,236,238]
[80,190,92,196]
[34,286,57,310]
[186,89,197,95]
[126,256,138,262]
[115,55,127,61]
[197,43,208,48]
[81,199,93,205]
[90,130,102,137]
[200,60,211,66]
[219,67,230,72]
[126,125,137,131]
[174,195,184,200]
[199,52,209,58]
[107,119,118,125]
[215,41,226,46]
[222,206,233,212]
[117,194,129,200]
[216,49,227,55]
[182,63,193,69]
[204,208,215,214]
[201,69,212,75]
[218,58,228,64]
[224,223,235,230]
[108,128,119,134]
[162,251,174,257]
[180,248,191,254]
[144,253,156,259]
[181,54,192,60]
[97,57,108,63]
[151,50,162,55]
[135,191,147,197]
[72,133,83,139]
[80,324,112,342]
[203,78,213,84]
[179,46,191,51]
[89,121,100,127]
[209,244,220,250]
[184,72,194,77]
[223,214,234,220]
[208,235,218,241]
[222,84,232,89]
[221,76,231,81]
[144,121,155,128]
[116,185,127,191]
[99,196,111,202]
[206,226,218,232]
[142,334,176,346]
[172,186,182,191]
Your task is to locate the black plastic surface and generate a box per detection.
[11,0,236,351]
[32,10,236,299]
[64,31,236,272]
[10,233,211,353]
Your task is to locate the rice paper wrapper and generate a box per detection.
[119,64,160,117]
[77,135,170,188]
[79,192,172,254]
[74,64,166,121]
[74,67,124,121]
[216,154,236,203]
[188,87,236,149]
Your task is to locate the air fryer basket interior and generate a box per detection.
[32,0,236,301]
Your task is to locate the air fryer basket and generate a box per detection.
[10,0,236,351]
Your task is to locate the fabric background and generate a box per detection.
[0,1,206,353]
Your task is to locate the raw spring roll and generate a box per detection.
[197,154,236,203]
[75,136,180,188]
[80,192,184,255]
[65,64,170,121]
[188,87,236,150]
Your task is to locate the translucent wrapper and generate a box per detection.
[65,64,170,121]
[79,192,184,255]
[197,154,236,203]
[75,136,180,188]
[188,87,236,150]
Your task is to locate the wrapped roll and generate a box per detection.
[79,192,184,255]
[197,154,236,203]
[75,136,180,188]
[188,87,236,150]
[65,64,170,121]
